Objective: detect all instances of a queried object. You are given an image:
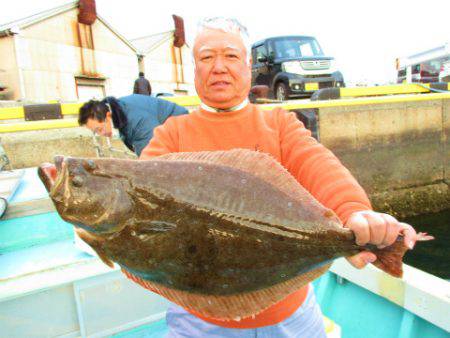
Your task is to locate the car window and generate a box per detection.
[299,41,315,57]
[429,60,441,73]
[273,37,324,58]
[444,60,450,71]
[412,64,420,74]
[254,45,268,63]
[267,41,275,61]
[251,48,257,64]
[421,61,440,76]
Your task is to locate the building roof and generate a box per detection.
[0,1,78,36]
[399,43,450,68]
[130,30,175,55]
[0,1,137,52]
[96,14,138,53]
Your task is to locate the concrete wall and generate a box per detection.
[319,98,450,218]
[1,128,133,169]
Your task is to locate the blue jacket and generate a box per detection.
[114,95,188,156]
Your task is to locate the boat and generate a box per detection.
[0,168,449,338]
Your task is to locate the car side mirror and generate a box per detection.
[257,56,268,63]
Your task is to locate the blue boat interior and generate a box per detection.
[0,168,448,338]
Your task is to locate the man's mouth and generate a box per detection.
[210,81,231,88]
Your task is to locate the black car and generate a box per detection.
[251,36,345,100]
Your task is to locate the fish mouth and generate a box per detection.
[38,155,65,192]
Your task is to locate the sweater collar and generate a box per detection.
[200,99,249,113]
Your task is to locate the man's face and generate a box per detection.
[193,29,252,109]
[85,114,112,137]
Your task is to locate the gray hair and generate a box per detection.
[194,17,252,64]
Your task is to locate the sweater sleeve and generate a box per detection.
[278,109,372,224]
[139,117,179,159]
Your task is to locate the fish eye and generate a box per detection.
[83,159,96,171]
[72,176,84,187]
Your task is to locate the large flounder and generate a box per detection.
[38,149,429,321]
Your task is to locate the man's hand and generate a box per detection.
[344,210,417,269]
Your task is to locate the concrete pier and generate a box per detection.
[0,127,132,169]
[0,94,448,217]
[319,98,449,218]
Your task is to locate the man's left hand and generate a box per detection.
[344,210,417,269]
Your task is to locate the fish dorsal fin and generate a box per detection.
[156,149,336,220]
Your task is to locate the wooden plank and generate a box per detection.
[2,198,55,220]
[0,170,25,201]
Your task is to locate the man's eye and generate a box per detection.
[227,54,238,59]
[201,55,212,61]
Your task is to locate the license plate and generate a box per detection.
[305,83,319,91]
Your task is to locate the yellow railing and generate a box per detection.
[0,96,201,121]
[0,119,79,133]
[0,85,449,132]
[339,83,450,98]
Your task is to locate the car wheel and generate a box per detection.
[275,83,289,101]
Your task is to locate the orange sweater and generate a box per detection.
[140,104,372,328]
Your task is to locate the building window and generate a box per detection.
[75,77,106,101]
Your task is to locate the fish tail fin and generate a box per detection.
[372,232,433,278]
[371,240,407,278]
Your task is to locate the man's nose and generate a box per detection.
[211,56,228,73]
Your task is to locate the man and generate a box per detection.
[133,72,152,95]
[78,94,188,157]
[140,17,418,337]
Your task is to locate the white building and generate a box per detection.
[0,1,195,102]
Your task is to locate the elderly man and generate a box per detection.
[140,17,417,338]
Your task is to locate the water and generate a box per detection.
[402,209,450,280]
